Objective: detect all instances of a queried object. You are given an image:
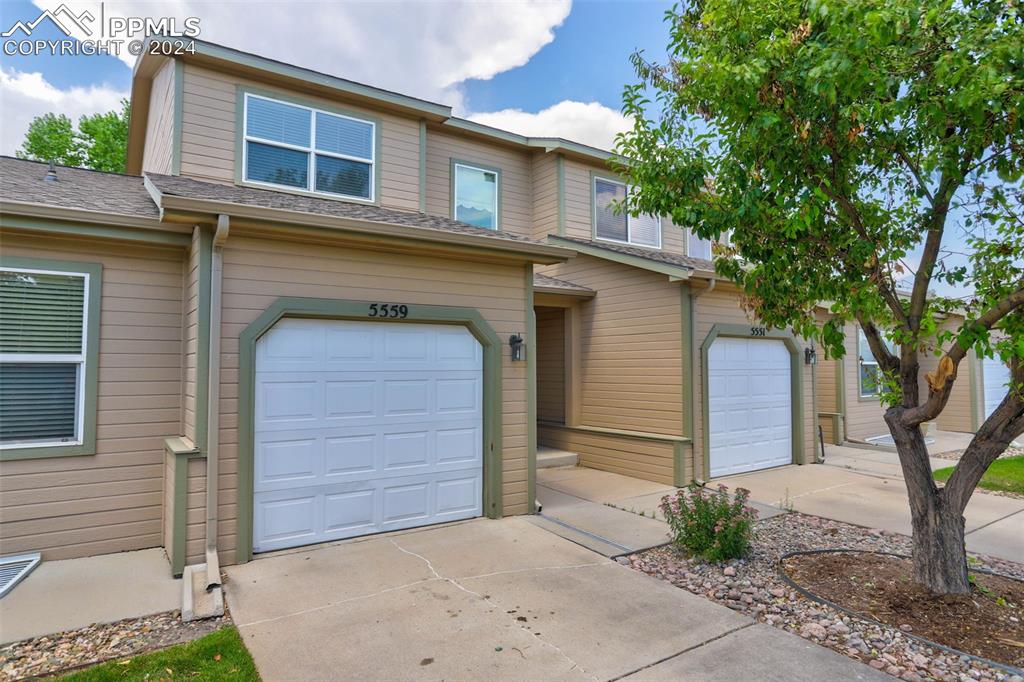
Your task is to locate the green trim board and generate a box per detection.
[233,86,384,207]
[165,437,204,577]
[235,297,505,563]
[419,120,428,213]
[449,158,502,230]
[699,324,806,478]
[969,349,981,431]
[835,354,846,443]
[679,284,696,485]
[526,265,537,512]
[546,236,691,280]
[0,215,190,246]
[0,255,102,461]
[556,154,566,236]
[194,227,213,452]
[171,60,184,175]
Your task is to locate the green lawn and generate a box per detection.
[934,455,1024,496]
[59,627,259,682]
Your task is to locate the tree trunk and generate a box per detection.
[908,492,970,594]
[885,411,971,594]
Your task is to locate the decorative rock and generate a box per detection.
[800,623,828,640]
[723,566,736,576]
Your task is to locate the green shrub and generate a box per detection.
[660,483,757,562]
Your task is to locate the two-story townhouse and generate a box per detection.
[1,36,825,588]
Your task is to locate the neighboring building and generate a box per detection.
[1,37,830,580]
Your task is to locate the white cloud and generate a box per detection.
[467,100,630,150]
[0,68,127,156]
[30,0,571,106]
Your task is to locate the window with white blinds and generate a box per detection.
[0,268,88,448]
[243,93,376,201]
[593,177,661,248]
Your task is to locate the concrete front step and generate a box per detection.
[537,446,578,468]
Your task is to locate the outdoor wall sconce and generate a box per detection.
[509,333,525,361]
[805,347,817,365]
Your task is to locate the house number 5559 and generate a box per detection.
[368,303,408,318]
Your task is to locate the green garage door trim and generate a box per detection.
[236,296,505,564]
[700,324,805,478]
[0,255,102,461]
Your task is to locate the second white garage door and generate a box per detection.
[708,337,793,477]
[983,356,1011,419]
[253,318,483,553]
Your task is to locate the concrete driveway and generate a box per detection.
[718,446,1024,563]
[224,517,885,681]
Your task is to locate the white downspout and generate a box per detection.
[204,214,229,590]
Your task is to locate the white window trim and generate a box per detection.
[453,162,499,230]
[857,328,890,399]
[0,266,89,450]
[593,177,662,249]
[242,92,376,202]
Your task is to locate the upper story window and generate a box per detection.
[0,268,89,449]
[687,229,732,260]
[243,93,376,201]
[593,177,661,248]
[453,163,499,230]
[858,327,895,398]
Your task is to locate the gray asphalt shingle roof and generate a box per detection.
[146,173,547,246]
[0,157,159,219]
[553,235,715,272]
[533,272,594,293]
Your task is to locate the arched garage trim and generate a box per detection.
[236,297,504,563]
[700,323,805,479]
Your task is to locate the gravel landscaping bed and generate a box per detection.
[627,512,1024,682]
[0,610,228,680]
[932,446,1023,462]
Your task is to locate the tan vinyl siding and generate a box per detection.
[206,234,529,566]
[424,128,534,238]
[531,153,559,240]
[543,255,684,436]
[921,316,976,433]
[142,59,176,175]
[842,323,888,441]
[539,423,676,485]
[536,307,566,423]
[178,64,421,212]
[692,284,816,480]
[816,355,839,443]
[0,232,184,561]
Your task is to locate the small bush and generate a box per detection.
[660,483,757,562]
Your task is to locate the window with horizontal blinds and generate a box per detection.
[0,268,87,447]
[243,93,376,201]
[593,177,661,247]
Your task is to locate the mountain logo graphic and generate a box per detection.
[2,4,95,38]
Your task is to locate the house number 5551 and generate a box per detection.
[750,326,767,336]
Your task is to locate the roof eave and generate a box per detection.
[152,191,573,264]
[546,236,693,280]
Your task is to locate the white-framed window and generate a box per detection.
[687,229,732,260]
[453,163,499,230]
[858,327,895,398]
[593,177,661,248]
[0,267,89,449]
[242,92,376,201]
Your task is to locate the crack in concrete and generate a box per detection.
[389,537,600,680]
[965,506,1024,536]
[607,621,756,681]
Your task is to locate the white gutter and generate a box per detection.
[204,214,229,590]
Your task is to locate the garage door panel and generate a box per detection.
[709,337,792,477]
[254,319,483,553]
[983,358,1010,419]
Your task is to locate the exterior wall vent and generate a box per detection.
[0,553,41,598]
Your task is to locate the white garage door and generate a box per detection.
[708,337,793,477]
[253,318,483,553]
[983,357,1011,419]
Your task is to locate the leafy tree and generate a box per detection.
[17,99,130,173]
[615,0,1023,593]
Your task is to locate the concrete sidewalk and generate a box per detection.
[535,467,784,557]
[0,548,179,644]
[225,518,887,681]
[718,454,1024,563]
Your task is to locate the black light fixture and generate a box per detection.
[509,333,525,361]
[805,347,817,365]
